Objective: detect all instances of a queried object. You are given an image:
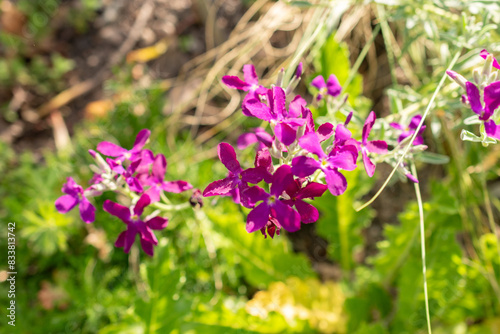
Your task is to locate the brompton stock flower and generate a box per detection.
[448,49,500,141]
[56,129,194,256]
[203,64,396,238]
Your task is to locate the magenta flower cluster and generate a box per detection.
[55,129,193,256]
[203,64,390,238]
[447,50,500,142]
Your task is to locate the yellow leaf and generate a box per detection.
[126,39,169,64]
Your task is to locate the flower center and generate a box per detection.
[321,158,328,167]
[267,195,276,205]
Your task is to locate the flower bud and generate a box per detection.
[189,189,203,209]
[482,54,494,81]
[446,70,467,89]
[276,68,285,87]
[473,69,482,85]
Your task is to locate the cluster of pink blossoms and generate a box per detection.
[56,63,427,255]
[55,129,193,256]
[447,50,500,142]
[203,64,395,238]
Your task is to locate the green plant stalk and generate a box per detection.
[411,162,432,334]
[377,5,398,88]
[356,50,461,212]
[481,173,500,262]
[342,24,381,91]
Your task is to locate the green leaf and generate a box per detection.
[204,203,315,289]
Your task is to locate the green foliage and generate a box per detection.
[315,169,374,271]
[312,34,369,111]
[205,202,316,289]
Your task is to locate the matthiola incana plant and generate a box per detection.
[56,63,429,255]
[55,129,195,256]
[447,49,500,145]
[203,63,425,239]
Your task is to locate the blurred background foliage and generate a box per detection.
[2,0,500,333]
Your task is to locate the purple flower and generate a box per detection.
[359,111,388,177]
[244,165,301,233]
[292,132,357,196]
[203,143,270,207]
[484,119,500,140]
[103,194,168,256]
[295,62,303,79]
[97,129,151,163]
[283,180,327,223]
[55,177,96,223]
[464,81,500,121]
[480,49,500,70]
[144,154,193,203]
[237,127,273,150]
[260,216,281,239]
[311,74,342,100]
[243,87,305,145]
[123,159,144,193]
[390,114,426,145]
[222,64,267,98]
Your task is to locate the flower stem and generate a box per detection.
[356,49,462,211]
[410,161,432,334]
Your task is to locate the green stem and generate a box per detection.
[356,50,462,211]
[411,162,432,334]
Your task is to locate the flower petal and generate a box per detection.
[326,74,341,97]
[269,166,292,197]
[132,129,151,152]
[243,64,259,85]
[134,194,151,216]
[79,198,96,223]
[55,194,79,213]
[115,231,127,248]
[311,75,326,89]
[242,98,273,121]
[242,185,269,205]
[480,49,500,70]
[271,201,301,232]
[324,169,347,196]
[484,81,500,119]
[289,95,306,118]
[147,216,169,230]
[162,180,193,193]
[485,120,500,140]
[140,239,154,256]
[203,176,238,197]
[151,154,167,182]
[328,147,357,171]
[362,111,376,144]
[222,75,250,90]
[317,123,334,142]
[291,156,321,177]
[298,132,326,158]
[366,140,388,154]
[96,141,128,157]
[274,122,297,146]
[237,132,258,149]
[362,149,376,177]
[246,202,271,233]
[139,225,158,245]
[297,182,328,199]
[145,185,162,203]
[124,229,137,253]
[466,81,484,116]
[218,143,241,174]
[103,200,131,222]
[270,86,286,118]
[294,200,319,224]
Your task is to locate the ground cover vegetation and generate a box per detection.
[1,0,500,333]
